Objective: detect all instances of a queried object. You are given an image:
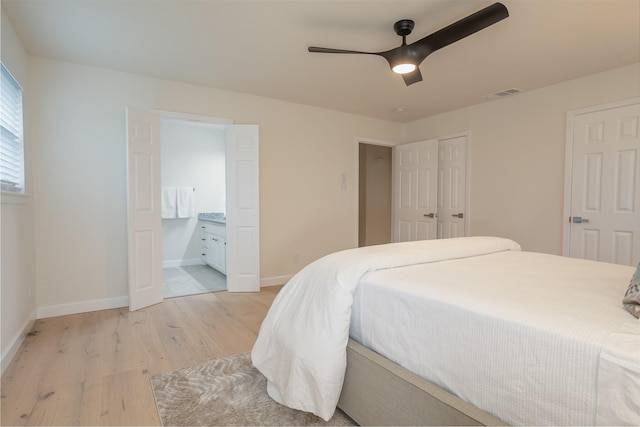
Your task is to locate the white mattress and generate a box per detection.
[350,250,639,426]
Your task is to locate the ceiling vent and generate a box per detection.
[483,88,522,100]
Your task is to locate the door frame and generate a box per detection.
[562,97,640,257]
[153,109,233,126]
[354,132,471,246]
[353,137,397,247]
[127,108,261,310]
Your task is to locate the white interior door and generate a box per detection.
[126,107,163,310]
[226,125,260,292]
[392,140,438,241]
[566,100,640,265]
[437,136,467,238]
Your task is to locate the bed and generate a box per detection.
[251,237,640,426]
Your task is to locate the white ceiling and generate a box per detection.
[3,0,639,123]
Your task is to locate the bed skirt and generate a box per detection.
[337,339,507,426]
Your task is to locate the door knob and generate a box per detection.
[452,213,464,218]
[571,216,589,224]
[424,213,436,218]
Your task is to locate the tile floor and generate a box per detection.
[162,264,227,298]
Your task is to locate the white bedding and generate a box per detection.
[251,236,522,420]
[251,237,639,424]
[350,250,639,426]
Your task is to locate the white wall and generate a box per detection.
[21,56,640,315]
[1,8,37,373]
[405,63,640,255]
[161,120,226,264]
[28,56,403,311]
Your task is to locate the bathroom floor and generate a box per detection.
[162,264,227,298]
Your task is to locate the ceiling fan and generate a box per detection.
[308,2,509,86]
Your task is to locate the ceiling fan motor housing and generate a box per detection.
[394,19,415,37]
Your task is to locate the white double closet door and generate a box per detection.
[393,135,467,242]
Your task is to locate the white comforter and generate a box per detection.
[251,236,522,420]
[350,250,639,426]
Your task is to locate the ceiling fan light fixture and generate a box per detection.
[392,63,417,74]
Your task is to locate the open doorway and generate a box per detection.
[127,108,260,310]
[358,143,393,247]
[160,118,227,298]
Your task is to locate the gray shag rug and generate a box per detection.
[150,352,356,426]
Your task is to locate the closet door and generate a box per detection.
[392,140,438,241]
[392,135,468,242]
[437,136,467,238]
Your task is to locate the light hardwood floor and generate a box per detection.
[1,286,282,426]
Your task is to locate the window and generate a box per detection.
[1,63,25,194]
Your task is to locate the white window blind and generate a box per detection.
[1,63,25,193]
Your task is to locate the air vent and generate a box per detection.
[483,88,523,100]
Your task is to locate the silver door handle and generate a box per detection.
[571,216,589,223]
[424,213,436,218]
[452,213,464,218]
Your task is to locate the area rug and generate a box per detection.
[150,352,356,426]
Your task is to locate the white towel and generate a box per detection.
[177,187,195,218]
[161,187,177,219]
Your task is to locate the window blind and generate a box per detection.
[1,63,25,193]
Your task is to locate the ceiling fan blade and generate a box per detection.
[402,68,423,86]
[411,2,509,59]
[308,46,378,55]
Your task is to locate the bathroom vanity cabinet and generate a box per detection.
[200,222,226,274]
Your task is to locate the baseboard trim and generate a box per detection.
[1,308,37,375]
[37,296,129,319]
[162,258,204,268]
[34,275,286,319]
[260,275,292,287]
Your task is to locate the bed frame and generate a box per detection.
[337,339,508,426]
